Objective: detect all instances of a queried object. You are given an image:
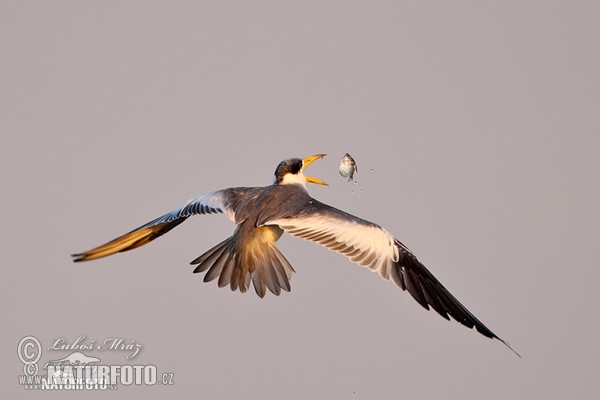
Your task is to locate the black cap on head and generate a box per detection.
[274,158,303,184]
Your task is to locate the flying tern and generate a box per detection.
[72,154,519,356]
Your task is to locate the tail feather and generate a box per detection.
[202,242,233,282]
[190,238,228,269]
[269,246,295,292]
[252,262,267,297]
[264,262,281,296]
[190,235,295,298]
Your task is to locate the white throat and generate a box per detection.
[279,171,307,186]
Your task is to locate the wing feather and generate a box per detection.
[71,189,246,262]
[269,207,398,276]
[267,202,520,356]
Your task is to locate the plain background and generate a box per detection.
[2,1,599,398]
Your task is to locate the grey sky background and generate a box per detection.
[2,1,599,398]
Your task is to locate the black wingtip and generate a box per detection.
[496,337,522,358]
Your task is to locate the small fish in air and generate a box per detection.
[339,153,358,182]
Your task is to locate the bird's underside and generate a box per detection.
[72,155,519,356]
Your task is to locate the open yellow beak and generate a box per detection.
[303,154,328,186]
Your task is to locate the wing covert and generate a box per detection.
[268,208,399,279]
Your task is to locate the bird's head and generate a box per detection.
[273,154,328,187]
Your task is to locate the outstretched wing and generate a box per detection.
[71,188,252,262]
[266,200,519,356]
